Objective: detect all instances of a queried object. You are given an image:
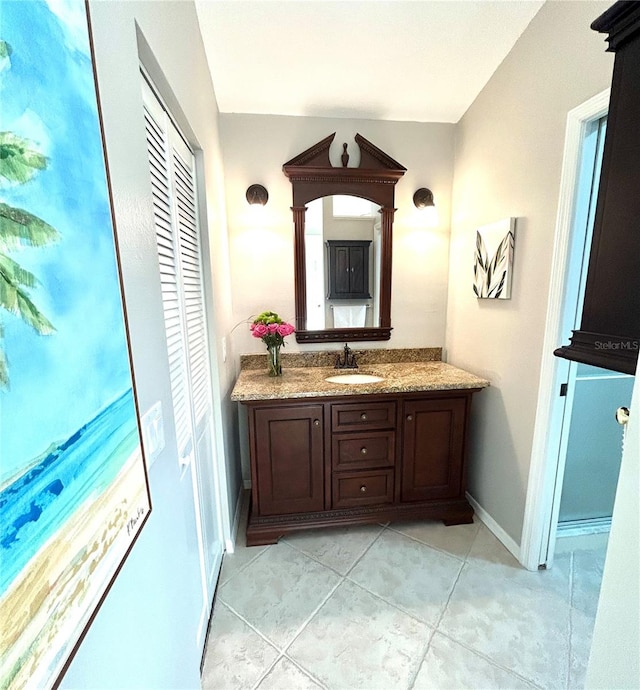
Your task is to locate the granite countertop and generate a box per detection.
[231,361,490,402]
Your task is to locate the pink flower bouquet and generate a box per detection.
[250,311,295,376]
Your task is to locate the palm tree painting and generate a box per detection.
[473,217,516,299]
[0,129,60,389]
[0,3,151,689]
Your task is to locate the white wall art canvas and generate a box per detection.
[473,217,516,299]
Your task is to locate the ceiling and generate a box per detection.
[195,0,545,124]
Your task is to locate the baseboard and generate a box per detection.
[225,484,245,554]
[466,492,521,563]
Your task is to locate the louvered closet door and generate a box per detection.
[142,77,222,651]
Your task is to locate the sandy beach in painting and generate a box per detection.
[0,451,149,690]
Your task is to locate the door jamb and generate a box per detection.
[520,89,610,571]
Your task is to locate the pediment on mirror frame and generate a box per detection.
[283,132,407,176]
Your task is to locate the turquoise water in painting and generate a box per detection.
[0,389,139,596]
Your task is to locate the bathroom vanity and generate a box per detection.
[231,351,489,546]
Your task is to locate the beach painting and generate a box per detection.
[0,2,151,688]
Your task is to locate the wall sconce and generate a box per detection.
[246,184,269,206]
[413,187,434,209]
[412,187,438,226]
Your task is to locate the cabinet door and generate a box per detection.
[348,245,367,295]
[333,245,351,296]
[253,404,325,516]
[401,398,466,502]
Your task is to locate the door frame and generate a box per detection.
[520,89,610,571]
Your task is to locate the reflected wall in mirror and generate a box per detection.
[284,133,406,344]
[305,196,380,331]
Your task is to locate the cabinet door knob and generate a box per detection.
[313,419,320,427]
[360,447,367,455]
[360,413,368,420]
[406,414,413,421]
[360,485,367,493]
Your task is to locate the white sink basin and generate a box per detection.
[325,373,384,385]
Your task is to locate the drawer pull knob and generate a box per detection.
[360,413,368,420]
[360,485,367,493]
[406,415,413,421]
[313,419,320,427]
[360,447,367,455]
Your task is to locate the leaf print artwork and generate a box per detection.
[473,218,516,299]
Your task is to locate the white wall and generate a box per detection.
[218,115,455,358]
[61,2,239,687]
[446,0,614,543]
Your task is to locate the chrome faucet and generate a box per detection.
[335,344,358,369]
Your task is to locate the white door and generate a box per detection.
[585,367,639,688]
[142,77,223,649]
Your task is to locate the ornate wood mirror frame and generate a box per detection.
[283,133,406,343]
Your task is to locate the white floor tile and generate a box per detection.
[572,548,606,619]
[283,523,384,575]
[413,632,537,689]
[468,524,572,600]
[287,579,430,690]
[389,518,479,559]
[201,603,279,690]
[348,529,463,625]
[439,563,571,688]
[218,542,341,649]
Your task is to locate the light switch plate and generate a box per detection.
[141,401,165,468]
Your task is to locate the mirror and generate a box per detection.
[283,133,406,343]
[305,196,381,331]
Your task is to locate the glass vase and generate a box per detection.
[266,343,282,377]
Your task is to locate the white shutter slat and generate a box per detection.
[171,148,212,426]
[144,97,194,457]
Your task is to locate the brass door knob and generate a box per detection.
[406,415,413,421]
[360,447,367,455]
[314,419,320,426]
[360,413,368,420]
[360,485,367,493]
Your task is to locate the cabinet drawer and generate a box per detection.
[332,431,395,471]
[331,401,396,431]
[332,470,394,508]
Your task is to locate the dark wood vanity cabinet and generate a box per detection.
[245,390,479,545]
[555,2,640,375]
[326,240,371,300]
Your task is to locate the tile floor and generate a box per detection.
[201,501,606,690]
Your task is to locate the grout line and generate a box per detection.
[384,523,470,565]
[250,653,284,690]
[282,653,330,690]
[281,522,385,577]
[341,524,387,578]
[405,626,436,690]
[434,628,546,690]
[405,541,468,689]
[218,542,271,587]
[215,600,286,654]
[281,577,344,655]
[433,562,548,690]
